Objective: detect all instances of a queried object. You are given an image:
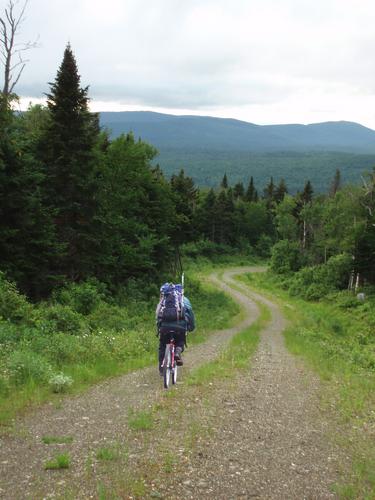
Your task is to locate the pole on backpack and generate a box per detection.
[181,272,185,299]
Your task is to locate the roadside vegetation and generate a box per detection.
[0,271,239,425]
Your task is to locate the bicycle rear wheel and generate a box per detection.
[163,344,172,389]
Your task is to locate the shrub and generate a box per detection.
[37,304,84,335]
[41,333,84,365]
[0,272,32,323]
[8,350,52,385]
[270,240,303,274]
[49,373,73,393]
[87,303,131,332]
[255,234,273,258]
[53,280,106,315]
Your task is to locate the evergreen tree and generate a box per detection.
[245,176,256,202]
[42,44,100,281]
[330,168,341,197]
[233,181,245,200]
[301,180,314,204]
[275,178,288,203]
[170,169,198,245]
[196,188,217,241]
[96,134,175,284]
[0,105,59,297]
[221,172,228,189]
[263,176,275,202]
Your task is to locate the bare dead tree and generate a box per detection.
[0,0,38,99]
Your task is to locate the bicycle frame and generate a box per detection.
[161,337,175,370]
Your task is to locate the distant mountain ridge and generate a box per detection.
[99,111,375,154]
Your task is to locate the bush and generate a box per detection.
[36,304,84,335]
[53,280,106,315]
[255,234,273,258]
[88,303,131,332]
[49,373,73,393]
[270,240,303,274]
[287,253,352,301]
[0,272,32,323]
[8,350,52,385]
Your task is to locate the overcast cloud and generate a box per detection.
[6,0,375,127]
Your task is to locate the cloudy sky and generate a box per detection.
[6,0,375,127]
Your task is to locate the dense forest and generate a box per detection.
[1,45,375,301]
[152,148,375,193]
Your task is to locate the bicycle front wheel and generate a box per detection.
[172,363,178,385]
[163,344,172,389]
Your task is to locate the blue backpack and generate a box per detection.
[158,283,185,323]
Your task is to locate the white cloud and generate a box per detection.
[8,0,375,127]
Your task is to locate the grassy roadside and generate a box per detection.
[238,271,375,499]
[0,268,240,427]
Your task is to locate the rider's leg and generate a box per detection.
[175,332,186,365]
[158,334,167,374]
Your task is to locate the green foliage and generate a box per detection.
[49,373,73,393]
[0,272,31,322]
[128,410,154,430]
[37,304,84,335]
[53,280,106,315]
[180,240,235,259]
[7,350,52,385]
[96,446,120,461]
[270,239,303,274]
[44,453,70,470]
[42,436,73,444]
[287,253,353,300]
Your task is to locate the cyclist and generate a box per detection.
[156,283,195,375]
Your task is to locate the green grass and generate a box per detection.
[44,453,71,470]
[128,409,154,431]
[42,435,73,445]
[239,270,375,499]
[187,300,269,387]
[96,445,121,462]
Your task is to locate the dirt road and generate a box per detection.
[0,268,345,499]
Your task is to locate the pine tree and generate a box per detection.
[330,169,341,197]
[170,169,198,245]
[275,178,288,203]
[0,107,59,297]
[43,44,100,281]
[301,180,314,204]
[197,188,217,241]
[221,172,228,189]
[233,181,245,200]
[245,176,256,202]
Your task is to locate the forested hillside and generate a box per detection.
[100,111,375,191]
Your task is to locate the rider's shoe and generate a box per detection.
[175,348,183,366]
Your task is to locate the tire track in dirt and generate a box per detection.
[0,268,263,499]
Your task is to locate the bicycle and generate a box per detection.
[161,336,178,389]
